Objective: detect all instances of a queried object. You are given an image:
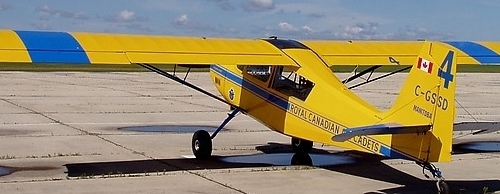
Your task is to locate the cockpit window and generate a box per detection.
[272,66,314,101]
[237,65,245,72]
[264,39,309,50]
[246,65,271,82]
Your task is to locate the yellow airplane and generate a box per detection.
[1,30,500,194]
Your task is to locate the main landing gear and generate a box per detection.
[290,137,313,166]
[291,137,313,154]
[191,130,212,159]
[417,161,449,194]
[191,108,240,159]
[137,63,241,159]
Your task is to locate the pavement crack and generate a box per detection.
[0,98,145,155]
[0,98,89,135]
[151,158,249,194]
[0,98,247,193]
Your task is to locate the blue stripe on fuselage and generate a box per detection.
[444,41,500,64]
[379,145,411,160]
[15,30,90,64]
[210,65,289,110]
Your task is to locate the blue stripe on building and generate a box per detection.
[15,30,90,64]
[444,41,500,64]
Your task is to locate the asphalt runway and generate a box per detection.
[0,72,499,194]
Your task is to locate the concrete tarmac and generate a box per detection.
[0,72,499,194]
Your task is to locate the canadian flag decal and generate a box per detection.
[417,57,433,74]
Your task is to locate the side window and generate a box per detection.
[246,65,271,82]
[272,66,314,101]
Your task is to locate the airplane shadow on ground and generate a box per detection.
[65,142,500,194]
[452,141,500,154]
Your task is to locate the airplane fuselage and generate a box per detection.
[209,44,404,159]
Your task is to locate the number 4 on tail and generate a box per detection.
[438,51,455,89]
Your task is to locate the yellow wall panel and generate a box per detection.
[0,30,32,63]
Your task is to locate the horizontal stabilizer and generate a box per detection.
[454,122,500,135]
[332,123,431,142]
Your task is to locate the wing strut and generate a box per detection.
[137,63,235,107]
[347,66,411,89]
[340,56,409,89]
[342,65,382,84]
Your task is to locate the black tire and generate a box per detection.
[291,137,313,154]
[192,130,212,159]
[291,153,312,166]
[437,180,449,194]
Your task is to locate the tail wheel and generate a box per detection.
[192,130,212,159]
[437,180,449,194]
[291,137,313,154]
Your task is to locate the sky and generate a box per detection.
[0,0,499,40]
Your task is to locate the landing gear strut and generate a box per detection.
[191,108,240,159]
[417,161,449,194]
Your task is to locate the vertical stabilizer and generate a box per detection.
[381,42,456,162]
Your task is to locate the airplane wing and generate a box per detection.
[453,121,500,135]
[302,40,500,66]
[0,30,299,67]
[4,29,500,67]
[332,123,431,142]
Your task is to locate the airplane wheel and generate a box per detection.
[437,180,449,194]
[291,153,312,166]
[291,137,313,154]
[192,130,212,159]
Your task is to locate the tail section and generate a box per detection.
[381,42,457,162]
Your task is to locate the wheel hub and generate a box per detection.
[194,140,200,151]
